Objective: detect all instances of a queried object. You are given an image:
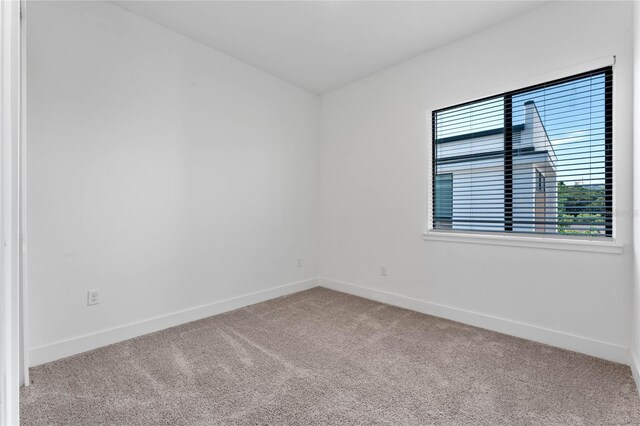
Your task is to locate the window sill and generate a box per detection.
[423,231,623,254]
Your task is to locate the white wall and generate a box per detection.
[319,1,634,363]
[27,1,320,365]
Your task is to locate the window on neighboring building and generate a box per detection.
[435,173,453,229]
[536,169,545,193]
[431,67,612,237]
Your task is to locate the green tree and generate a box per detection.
[557,181,605,235]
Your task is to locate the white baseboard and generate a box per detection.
[30,277,632,369]
[319,277,630,365]
[29,278,318,367]
[631,351,640,396]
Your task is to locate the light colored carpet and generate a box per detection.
[21,287,640,425]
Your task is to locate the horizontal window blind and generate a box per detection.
[432,67,612,237]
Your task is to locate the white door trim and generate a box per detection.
[19,0,28,389]
[1,0,22,424]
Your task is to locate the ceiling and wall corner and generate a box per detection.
[112,0,545,94]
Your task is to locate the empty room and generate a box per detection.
[2,0,640,424]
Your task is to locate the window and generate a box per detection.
[536,169,545,193]
[431,67,612,238]
[435,174,453,229]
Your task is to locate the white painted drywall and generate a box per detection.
[319,1,634,362]
[26,1,319,364]
[631,0,640,384]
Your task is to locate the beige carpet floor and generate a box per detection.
[21,287,640,425]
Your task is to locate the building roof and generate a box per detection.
[435,124,525,144]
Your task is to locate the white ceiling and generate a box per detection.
[114,1,545,94]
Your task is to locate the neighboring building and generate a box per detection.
[435,101,557,233]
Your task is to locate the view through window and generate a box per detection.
[432,68,612,237]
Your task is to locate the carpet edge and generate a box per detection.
[631,350,640,396]
[319,277,630,365]
[29,278,320,367]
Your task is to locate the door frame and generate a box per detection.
[1,0,23,424]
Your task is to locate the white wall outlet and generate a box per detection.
[297,258,303,267]
[87,290,100,306]
[380,266,387,277]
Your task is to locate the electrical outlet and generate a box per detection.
[87,290,99,306]
[297,258,303,268]
[380,266,387,277]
